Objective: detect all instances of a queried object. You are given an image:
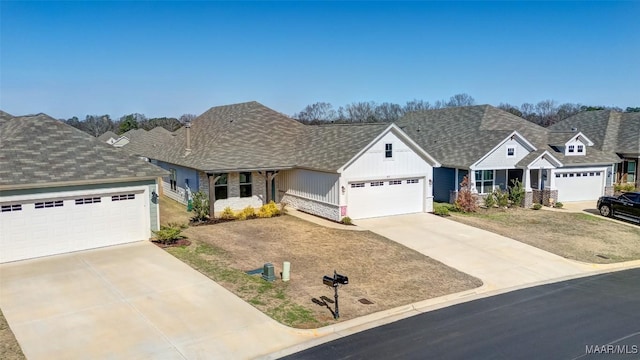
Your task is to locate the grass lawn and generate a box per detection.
[159,196,482,328]
[0,308,25,360]
[446,205,640,264]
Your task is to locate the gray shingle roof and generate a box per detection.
[97,130,118,142]
[0,110,14,126]
[396,105,620,168]
[550,111,640,155]
[0,114,168,189]
[124,101,395,173]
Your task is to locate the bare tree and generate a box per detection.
[82,115,115,137]
[447,93,476,107]
[345,101,377,122]
[497,103,523,117]
[375,102,404,122]
[292,102,336,123]
[179,113,197,125]
[404,99,431,113]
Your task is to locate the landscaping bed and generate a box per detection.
[159,196,482,328]
[446,206,640,263]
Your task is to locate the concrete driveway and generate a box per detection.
[0,242,310,359]
[356,213,593,291]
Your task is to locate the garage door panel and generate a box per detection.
[1,190,148,263]
[555,171,604,202]
[348,178,423,219]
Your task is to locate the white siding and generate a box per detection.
[278,169,340,206]
[564,138,587,156]
[528,156,556,169]
[474,138,530,169]
[341,132,432,180]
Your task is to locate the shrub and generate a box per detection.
[153,223,187,245]
[508,179,525,207]
[433,204,450,216]
[341,216,353,225]
[191,191,209,222]
[532,203,542,210]
[554,202,564,209]
[614,183,636,193]
[454,175,477,213]
[236,206,256,220]
[484,193,496,208]
[257,201,280,218]
[220,206,236,220]
[493,188,509,208]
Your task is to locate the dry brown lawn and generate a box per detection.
[449,207,640,264]
[159,196,481,328]
[0,308,25,360]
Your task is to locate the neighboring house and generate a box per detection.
[396,105,620,205]
[97,130,118,144]
[0,113,168,263]
[550,110,640,190]
[111,128,148,147]
[123,101,440,221]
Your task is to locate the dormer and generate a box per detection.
[563,132,593,156]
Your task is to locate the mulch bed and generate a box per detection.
[189,214,282,227]
[151,239,191,248]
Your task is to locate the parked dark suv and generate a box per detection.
[597,192,640,224]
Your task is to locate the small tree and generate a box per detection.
[191,191,209,222]
[509,179,526,207]
[454,175,477,213]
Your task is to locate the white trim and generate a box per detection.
[471,131,537,169]
[337,123,441,173]
[344,172,430,183]
[525,150,563,168]
[567,132,595,146]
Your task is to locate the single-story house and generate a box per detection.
[0,111,168,263]
[550,110,640,190]
[122,101,440,221]
[396,105,621,205]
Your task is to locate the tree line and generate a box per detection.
[61,113,197,137]
[292,93,639,127]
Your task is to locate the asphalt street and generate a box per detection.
[283,269,640,360]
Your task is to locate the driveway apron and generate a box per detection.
[356,213,590,290]
[0,242,310,359]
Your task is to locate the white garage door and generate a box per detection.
[0,190,148,263]
[555,170,604,202]
[347,178,423,219]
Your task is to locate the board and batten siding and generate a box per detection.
[278,169,340,205]
[473,138,531,169]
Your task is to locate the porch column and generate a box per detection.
[548,169,556,190]
[266,171,279,203]
[537,168,543,190]
[523,167,532,191]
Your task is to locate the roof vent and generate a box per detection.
[571,127,577,132]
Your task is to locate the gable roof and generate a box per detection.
[0,110,14,126]
[97,130,118,142]
[550,110,640,155]
[396,105,620,168]
[0,114,168,190]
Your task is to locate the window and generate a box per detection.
[169,168,177,191]
[1,204,22,212]
[407,179,419,184]
[389,180,402,185]
[370,181,384,187]
[576,173,581,177]
[555,174,560,178]
[214,173,228,199]
[474,170,494,194]
[239,172,252,198]
[350,183,365,188]
[577,145,584,153]
[35,200,63,209]
[562,174,568,177]
[112,194,135,201]
[568,145,575,153]
[506,147,515,157]
[385,143,393,158]
[624,160,637,183]
[569,173,575,177]
[75,197,102,205]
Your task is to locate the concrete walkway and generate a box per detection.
[0,242,313,360]
[355,213,596,291]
